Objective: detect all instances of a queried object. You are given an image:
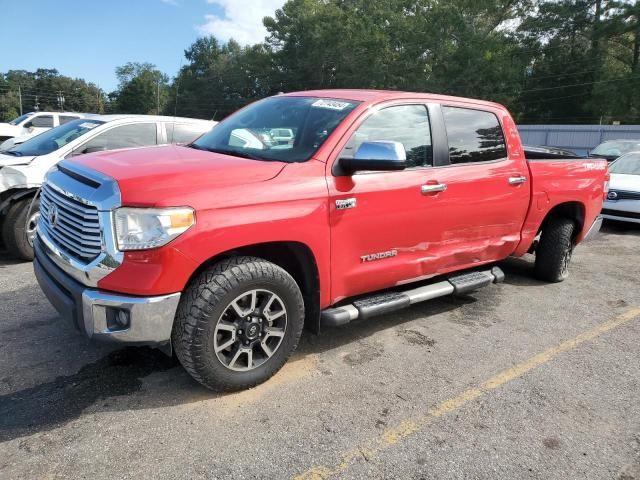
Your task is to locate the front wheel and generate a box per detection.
[534,216,575,283]
[172,256,305,391]
[2,196,40,261]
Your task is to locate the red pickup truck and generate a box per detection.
[33,90,607,391]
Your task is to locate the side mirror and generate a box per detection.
[338,141,407,174]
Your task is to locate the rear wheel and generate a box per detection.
[172,256,305,391]
[534,216,575,282]
[2,196,40,261]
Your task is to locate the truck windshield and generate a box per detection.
[609,153,640,175]
[6,119,104,157]
[191,96,360,162]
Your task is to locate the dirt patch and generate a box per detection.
[397,329,436,347]
[342,341,384,366]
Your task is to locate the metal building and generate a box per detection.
[517,125,640,156]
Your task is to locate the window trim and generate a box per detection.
[439,104,509,167]
[331,101,442,176]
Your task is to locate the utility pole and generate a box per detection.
[157,79,160,115]
[57,91,65,112]
[18,85,23,115]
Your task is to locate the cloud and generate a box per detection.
[197,0,285,46]
[160,0,181,5]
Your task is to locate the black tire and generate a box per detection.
[534,216,575,283]
[2,197,40,261]
[172,256,305,391]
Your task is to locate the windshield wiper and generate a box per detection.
[1,150,22,156]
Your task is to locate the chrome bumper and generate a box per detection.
[34,235,180,349]
[583,215,603,241]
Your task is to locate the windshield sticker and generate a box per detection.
[79,122,99,129]
[311,99,351,111]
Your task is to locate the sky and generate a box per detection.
[0,0,285,92]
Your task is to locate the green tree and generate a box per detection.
[111,62,170,115]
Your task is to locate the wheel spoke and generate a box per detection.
[216,321,237,333]
[248,290,258,312]
[260,341,274,358]
[265,309,285,322]
[264,326,285,340]
[263,293,276,312]
[215,337,235,353]
[230,300,245,318]
[246,348,253,369]
[228,348,243,369]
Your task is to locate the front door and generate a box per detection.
[327,103,442,302]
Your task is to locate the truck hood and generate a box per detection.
[68,145,287,207]
[609,173,640,192]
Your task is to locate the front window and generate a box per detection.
[191,96,360,163]
[609,153,640,175]
[9,113,33,126]
[6,119,104,157]
[592,141,640,158]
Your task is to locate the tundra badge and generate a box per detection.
[361,250,398,262]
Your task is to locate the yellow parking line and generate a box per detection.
[294,307,640,480]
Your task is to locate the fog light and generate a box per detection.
[106,307,130,331]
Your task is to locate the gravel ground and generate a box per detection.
[1,221,639,479]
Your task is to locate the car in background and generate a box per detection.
[0,114,216,260]
[0,111,87,149]
[588,140,640,162]
[601,152,640,224]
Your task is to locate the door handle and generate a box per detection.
[421,183,447,194]
[508,176,527,185]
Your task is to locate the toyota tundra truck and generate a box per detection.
[33,90,608,391]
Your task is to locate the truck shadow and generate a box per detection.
[0,250,26,267]
[0,256,539,443]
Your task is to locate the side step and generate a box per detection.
[321,266,504,327]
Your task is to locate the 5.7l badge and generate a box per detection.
[335,198,357,210]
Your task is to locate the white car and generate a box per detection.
[0,114,216,260]
[602,152,640,224]
[0,111,87,149]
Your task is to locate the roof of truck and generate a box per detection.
[283,89,504,109]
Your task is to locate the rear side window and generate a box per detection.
[341,104,433,168]
[166,123,209,145]
[442,107,507,164]
[29,115,54,128]
[79,123,157,153]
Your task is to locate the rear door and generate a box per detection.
[425,104,530,271]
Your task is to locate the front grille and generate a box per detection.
[609,190,640,201]
[40,182,102,262]
[602,208,640,220]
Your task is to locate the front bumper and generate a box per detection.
[34,235,180,349]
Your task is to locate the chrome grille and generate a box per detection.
[39,182,102,262]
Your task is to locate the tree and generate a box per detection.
[0,68,106,121]
[111,62,170,115]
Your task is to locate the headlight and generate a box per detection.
[114,207,195,251]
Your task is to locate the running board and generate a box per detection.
[321,267,505,327]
